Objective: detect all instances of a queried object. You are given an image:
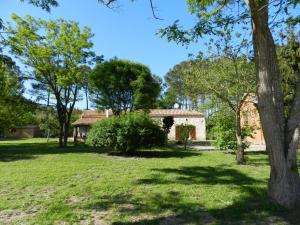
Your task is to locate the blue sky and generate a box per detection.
[1,0,202,109]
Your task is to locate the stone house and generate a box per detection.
[72,109,206,142]
[241,94,265,145]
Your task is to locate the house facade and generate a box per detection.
[241,94,265,145]
[72,109,206,142]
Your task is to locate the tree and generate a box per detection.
[165,61,192,109]
[89,58,161,115]
[6,14,94,147]
[81,65,92,110]
[157,88,177,109]
[185,54,255,163]
[3,0,300,207]
[172,29,256,164]
[158,0,300,208]
[20,0,58,11]
[177,124,195,150]
[278,26,300,117]
[162,116,174,134]
[0,54,37,133]
[36,107,60,140]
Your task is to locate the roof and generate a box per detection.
[72,110,111,126]
[72,109,204,126]
[149,109,204,117]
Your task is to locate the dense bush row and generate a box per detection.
[86,112,166,152]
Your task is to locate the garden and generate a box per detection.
[0,138,299,224]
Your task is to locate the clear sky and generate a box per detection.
[1,0,202,109]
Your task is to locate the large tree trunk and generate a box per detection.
[63,122,69,147]
[58,123,63,148]
[57,104,66,148]
[246,0,300,208]
[235,107,245,164]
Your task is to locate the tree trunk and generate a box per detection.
[85,88,89,110]
[246,0,300,208]
[46,128,50,143]
[63,122,69,147]
[58,124,63,148]
[235,108,245,164]
[57,104,65,148]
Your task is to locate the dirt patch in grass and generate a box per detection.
[80,209,112,225]
[0,209,37,225]
[65,196,84,205]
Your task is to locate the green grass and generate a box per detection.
[0,138,299,225]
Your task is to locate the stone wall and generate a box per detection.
[166,117,206,141]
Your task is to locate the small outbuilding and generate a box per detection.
[3,125,41,138]
[72,109,206,142]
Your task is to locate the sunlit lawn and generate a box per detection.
[0,138,299,225]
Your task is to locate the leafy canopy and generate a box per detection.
[89,58,161,115]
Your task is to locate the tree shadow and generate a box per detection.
[0,141,101,162]
[105,147,200,159]
[86,191,214,225]
[0,141,199,162]
[130,165,299,225]
[136,166,263,187]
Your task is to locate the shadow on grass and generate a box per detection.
[136,166,263,186]
[0,141,101,162]
[89,165,299,225]
[87,191,213,225]
[105,147,200,159]
[0,141,199,162]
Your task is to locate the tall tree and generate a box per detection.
[0,54,35,132]
[6,14,94,147]
[186,55,255,163]
[278,26,300,117]
[89,58,161,115]
[165,61,192,109]
[159,0,300,208]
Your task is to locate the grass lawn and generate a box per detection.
[0,138,299,225]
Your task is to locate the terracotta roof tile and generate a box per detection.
[149,109,204,117]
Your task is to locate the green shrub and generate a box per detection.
[176,124,195,150]
[208,110,252,150]
[86,112,166,152]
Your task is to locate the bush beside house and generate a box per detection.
[86,112,166,152]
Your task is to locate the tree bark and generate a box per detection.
[245,0,300,208]
[235,107,245,164]
[85,88,89,110]
[58,122,63,148]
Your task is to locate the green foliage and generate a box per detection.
[164,61,193,108]
[0,55,22,96]
[162,116,174,134]
[89,59,160,115]
[278,28,300,117]
[208,110,252,150]
[0,97,38,131]
[176,124,195,150]
[86,112,166,152]
[36,108,60,137]
[20,0,58,11]
[0,54,38,131]
[157,88,177,109]
[1,138,298,224]
[5,14,94,146]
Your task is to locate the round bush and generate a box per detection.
[86,112,166,152]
